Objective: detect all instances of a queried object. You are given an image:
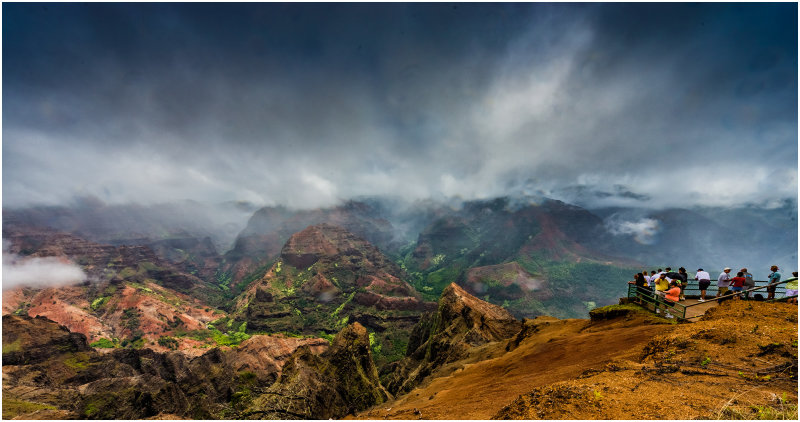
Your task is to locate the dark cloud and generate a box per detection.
[3,3,796,209]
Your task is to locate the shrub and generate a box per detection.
[90,296,109,311]
[90,338,116,349]
[157,336,179,350]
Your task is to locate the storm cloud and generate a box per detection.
[3,3,797,210]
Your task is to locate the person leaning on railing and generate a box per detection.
[729,272,746,300]
[740,268,755,299]
[654,273,670,297]
[695,268,711,302]
[677,267,689,301]
[659,280,682,319]
[628,273,647,289]
[664,280,681,303]
[627,273,652,305]
[767,265,781,300]
[784,272,798,305]
[717,268,732,298]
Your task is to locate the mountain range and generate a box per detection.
[2,194,797,419]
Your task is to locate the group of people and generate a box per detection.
[711,266,798,303]
[629,265,798,305]
[629,267,690,302]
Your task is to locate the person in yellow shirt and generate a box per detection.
[654,273,670,296]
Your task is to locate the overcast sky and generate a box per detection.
[3,3,797,210]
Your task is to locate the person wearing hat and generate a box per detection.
[717,267,732,298]
[767,265,781,300]
[695,268,711,302]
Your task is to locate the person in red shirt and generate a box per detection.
[730,271,746,299]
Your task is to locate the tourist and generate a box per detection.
[664,268,681,282]
[740,268,755,299]
[717,268,732,299]
[639,272,650,289]
[730,271,746,300]
[628,274,646,290]
[784,272,798,304]
[663,267,675,283]
[661,281,682,319]
[695,268,711,302]
[679,267,689,300]
[664,280,681,303]
[655,273,670,297]
[767,265,781,300]
[632,273,650,302]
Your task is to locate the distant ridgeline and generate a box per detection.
[2,195,795,367]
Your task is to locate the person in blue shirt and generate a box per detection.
[767,265,781,300]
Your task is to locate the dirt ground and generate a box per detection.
[355,313,670,419]
[354,301,797,420]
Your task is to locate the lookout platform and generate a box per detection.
[626,279,796,322]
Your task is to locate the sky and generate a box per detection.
[3,3,798,210]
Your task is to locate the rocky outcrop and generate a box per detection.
[382,283,523,395]
[244,224,430,313]
[3,223,217,298]
[2,314,90,366]
[4,279,218,351]
[146,236,221,282]
[2,224,226,351]
[354,274,431,311]
[236,224,434,365]
[279,223,399,273]
[226,334,329,383]
[465,262,544,297]
[221,201,398,289]
[243,322,390,419]
[2,315,329,419]
[2,314,241,419]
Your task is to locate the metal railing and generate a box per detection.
[681,279,789,299]
[627,284,687,319]
[627,278,798,321]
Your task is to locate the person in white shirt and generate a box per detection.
[695,268,711,302]
[717,268,732,298]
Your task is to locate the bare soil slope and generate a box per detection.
[357,307,669,419]
[496,300,798,419]
[357,301,797,420]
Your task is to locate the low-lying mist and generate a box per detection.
[3,193,796,280]
[3,244,87,290]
